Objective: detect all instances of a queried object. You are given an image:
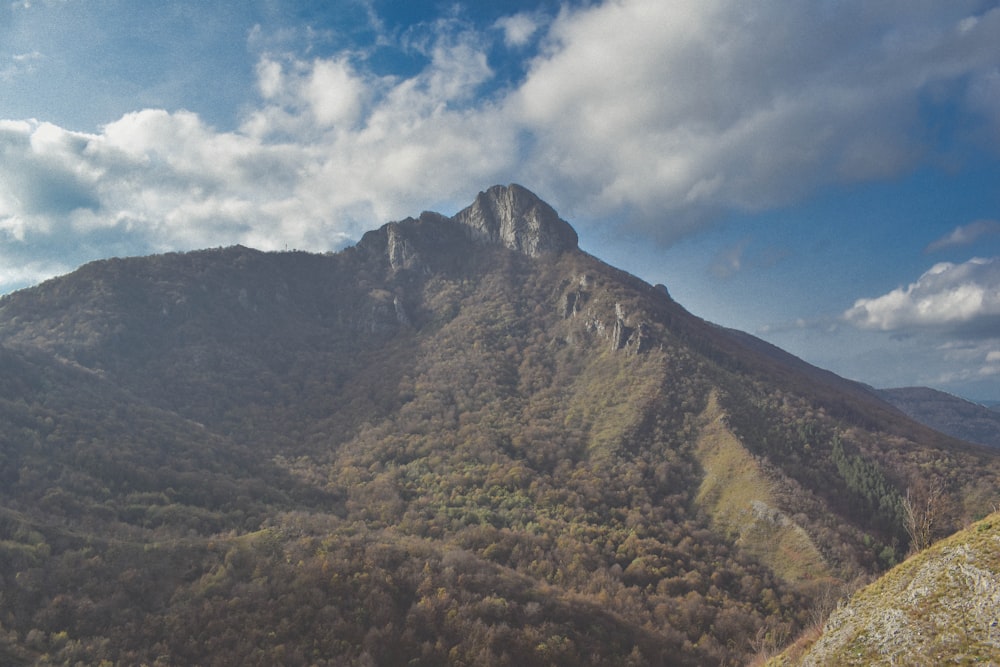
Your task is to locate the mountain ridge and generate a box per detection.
[876,386,1000,449]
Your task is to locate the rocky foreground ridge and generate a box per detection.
[769,511,1000,666]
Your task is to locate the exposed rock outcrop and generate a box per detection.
[609,302,650,354]
[453,184,579,257]
[357,185,577,272]
[355,212,453,273]
[386,223,419,272]
[563,289,652,355]
[364,290,411,335]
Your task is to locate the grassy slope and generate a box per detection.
[694,392,832,591]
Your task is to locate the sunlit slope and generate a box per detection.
[695,392,832,589]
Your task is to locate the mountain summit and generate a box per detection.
[453,183,578,256]
[0,185,997,666]
[355,184,577,273]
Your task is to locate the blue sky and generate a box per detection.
[2,0,999,402]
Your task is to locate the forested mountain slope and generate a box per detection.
[0,184,997,665]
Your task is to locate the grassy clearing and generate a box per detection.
[695,392,831,587]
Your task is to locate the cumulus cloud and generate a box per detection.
[512,0,1000,231]
[494,12,540,48]
[926,219,1000,252]
[844,257,1000,334]
[2,0,1000,292]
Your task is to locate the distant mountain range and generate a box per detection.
[877,386,1000,449]
[0,184,996,666]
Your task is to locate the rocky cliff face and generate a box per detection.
[356,184,577,273]
[453,183,578,257]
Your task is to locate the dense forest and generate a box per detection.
[0,185,997,665]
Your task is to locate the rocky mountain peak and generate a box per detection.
[453,184,578,257]
[355,185,578,269]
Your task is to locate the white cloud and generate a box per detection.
[495,13,540,48]
[844,257,1000,332]
[510,0,1000,232]
[0,257,69,288]
[255,57,284,100]
[0,50,42,81]
[306,59,366,128]
[926,219,1000,252]
[250,57,371,133]
[0,20,517,291]
[0,120,99,223]
[922,341,1000,385]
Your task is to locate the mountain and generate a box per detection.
[0,184,998,666]
[877,386,1000,448]
[767,510,1000,666]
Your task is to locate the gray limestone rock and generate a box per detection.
[453,184,578,257]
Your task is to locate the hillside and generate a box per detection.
[768,511,1000,666]
[0,184,997,666]
[878,386,1000,449]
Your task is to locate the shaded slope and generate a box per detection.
[718,327,967,451]
[0,342,329,531]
